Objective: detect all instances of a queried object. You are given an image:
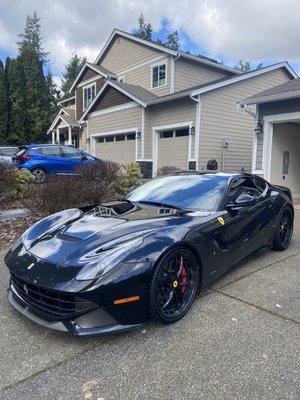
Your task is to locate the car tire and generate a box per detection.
[31,167,47,183]
[148,247,199,324]
[272,206,293,251]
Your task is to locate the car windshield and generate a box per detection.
[127,174,228,211]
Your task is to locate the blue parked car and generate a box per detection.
[12,144,99,182]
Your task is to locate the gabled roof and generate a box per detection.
[69,62,117,93]
[191,62,298,96]
[79,80,158,122]
[242,77,300,105]
[57,96,75,106]
[94,28,240,75]
[47,108,79,133]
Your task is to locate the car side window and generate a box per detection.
[252,176,268,196]
[61,146,83,160]
[37,146,61,156]
[226,177,261,204]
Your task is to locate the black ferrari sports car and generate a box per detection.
[5,172,294,336]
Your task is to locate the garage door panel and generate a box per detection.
[157,136,189,170]
[95,136,135,165]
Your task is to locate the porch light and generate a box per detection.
[136,130,141,139]
[254,121,263,137]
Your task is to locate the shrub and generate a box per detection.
[21,161,121,217]
[10,169,35,198]
[0,162,16,209]
[157,165,182,176]
[114,163,142,197]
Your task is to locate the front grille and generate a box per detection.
[11,274,96,317]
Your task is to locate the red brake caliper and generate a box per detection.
[176,258,187,295]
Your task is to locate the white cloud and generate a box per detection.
[0,0,299,76]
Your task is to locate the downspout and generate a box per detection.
[189,94,201,170]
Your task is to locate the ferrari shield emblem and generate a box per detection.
[217,217,225,226]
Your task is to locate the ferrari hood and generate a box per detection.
[18,202,207,265]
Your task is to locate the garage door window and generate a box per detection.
[175,129,189,137]
[116,135,125,141]
[160,131,173,139]
[127,133,135,140]
[106,136,114,142]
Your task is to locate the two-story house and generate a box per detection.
[48,29,298,178]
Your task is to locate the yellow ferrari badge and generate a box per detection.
[217,217,225,226]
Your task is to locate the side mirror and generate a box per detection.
[124,186,137,199]
[81,155,88,161]
[227,193,257,208]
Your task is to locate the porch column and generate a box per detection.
[68,126,72,145]
[56,128,60,144]
[51,130,55,144]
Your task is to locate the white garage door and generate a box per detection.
[95,132,136,165]
[157,128,189,170]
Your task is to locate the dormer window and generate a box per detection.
[83,83,96,110]
[151,62,166,89]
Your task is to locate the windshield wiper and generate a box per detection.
[135,200,187,211]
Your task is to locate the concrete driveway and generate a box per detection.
[0,212,299,400]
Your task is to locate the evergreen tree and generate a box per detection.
[17,11,48,62]
[235,60,263,72]
[61,53,86,96]
[0,60,6,144]
[134,14,153,41]
[46,71,61,119]
[165,30,180,50]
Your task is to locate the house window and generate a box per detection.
[83,83,96,110]
[152,63,166,88]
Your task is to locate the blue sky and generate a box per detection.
[0,0,299,86]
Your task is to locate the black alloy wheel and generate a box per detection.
[31,167,47,183]
[149,248,199,323]
[273,207,293,251]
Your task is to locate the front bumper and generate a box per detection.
[9,282,143,336]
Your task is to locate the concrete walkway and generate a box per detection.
[0,212,299,400]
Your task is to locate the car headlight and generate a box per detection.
[75,237,144,281]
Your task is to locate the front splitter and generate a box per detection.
[8,285,143,336]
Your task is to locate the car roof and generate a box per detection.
[19,144,74,149]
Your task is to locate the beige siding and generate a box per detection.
[88,105,142,135]
[95,137,136,165]
[79,126,88,151]
[145,98,197,159]
[124,57,171,96]
[100,36,162,73]
[175,59,230,91]
[199,68,292,172]
[157,136,189,170]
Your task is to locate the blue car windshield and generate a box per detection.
[127,174,228,211]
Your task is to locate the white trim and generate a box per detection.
[262,111,300,181]
[116,55,166,76]
[141,107,145,159]
[251,104,259,173]
[82,82,97,111]
[191,62,299,96]
[170,57,175,93]
[80,80,145,122]
[152,121,193,177]
[47,109,70,133]
[57,96,75,106]
[89,102,138,118]
[94,29,177,65]
[150,60,168,90]
[243,89,300,105]
[77,75,102,88]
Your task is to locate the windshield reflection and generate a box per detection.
[127,175,227,211]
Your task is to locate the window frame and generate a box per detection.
[151,61,167,90]
[82,82,96,111]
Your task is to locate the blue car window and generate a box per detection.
[37,147,61,156]
[61,147,83,160]
[127,175,228,211]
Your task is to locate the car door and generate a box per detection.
[59,146,85,173]
[35,146,67,173]
[214,176,271,267]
